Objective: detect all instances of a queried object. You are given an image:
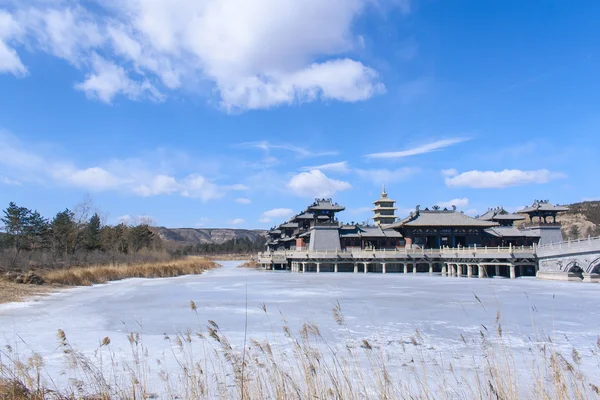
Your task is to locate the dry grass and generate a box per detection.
[2,302,600,400]
[0,280,58,304]
[42,257,219,286]
[239,260,260,268]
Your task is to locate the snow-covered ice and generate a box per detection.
[1,260,599,394]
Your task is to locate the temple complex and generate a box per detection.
[260,191,576,281]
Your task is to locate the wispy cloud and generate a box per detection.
[259,208,295,224]
[365,138,469,159]
[0,131,244,201]
[236,197,252,204]
[0,175,22,186]
[238,141,338,158]
[300,161,350,173]
[444,169,566,189]
[355,167,419,184]
[436,197,469,209]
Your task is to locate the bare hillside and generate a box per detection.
[153,227,267,245]
[558,201,600,240]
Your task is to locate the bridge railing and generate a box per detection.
[537,235,600,252]
[258,244,535,260]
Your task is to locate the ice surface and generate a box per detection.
[1,261,599,396]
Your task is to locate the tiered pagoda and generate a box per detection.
[372,186,398,226]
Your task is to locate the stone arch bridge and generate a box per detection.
[536,236,600,282]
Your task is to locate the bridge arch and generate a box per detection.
[587,258,600,274]
[563,261,584,280]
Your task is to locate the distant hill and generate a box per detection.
[557,201,600,239]
[153,227,267,245]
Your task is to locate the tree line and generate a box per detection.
[0,201,160,271]
[1,201,267,272]
[171,237,266,257]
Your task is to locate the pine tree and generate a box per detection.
[569,224,581,240]
[84,213,102,251]
[128,224,154,257]
[51,209,76,259]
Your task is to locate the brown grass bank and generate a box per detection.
[43,257,219,286]
[0,258,219,303]
[0,280,60,304]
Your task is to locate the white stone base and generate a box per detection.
[536,271,583,282]
[583,273,600,283]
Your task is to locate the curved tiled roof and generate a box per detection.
[518,200,569,213]
[386,209,498,229]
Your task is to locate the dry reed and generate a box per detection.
[42,257,218,286]
[2,302,600,400]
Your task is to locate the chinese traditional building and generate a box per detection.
[517,200,569,245]
[372,186,398,226]
[478,207,539,247]
[385,205,498,248]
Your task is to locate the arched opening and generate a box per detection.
[566,262,584,280]
[587,258,600,275]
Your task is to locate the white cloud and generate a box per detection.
[1,0,398,109]
[445,169,566,189]
[287,169,352,198]
[53,166,126,191]
[75,54,163,103]
[239,141,337,158]
[436,197,469,209]
[258,207,295,224]
[355,167,418,184]
[226,183,249,191]
[229,218,245,225]
[0,175,21,186]
[236,197,252,204]
[263,208,294,219]
[133,174,181,196]
[441,168,458,177]
[0,11,27,76]
[365,138,469,159]
[300,161,350,173]
[0,131,238,200]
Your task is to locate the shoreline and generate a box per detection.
[0,257,224,305]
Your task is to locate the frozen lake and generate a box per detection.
[1,260,599,396]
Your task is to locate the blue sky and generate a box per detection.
[0,0,599,229]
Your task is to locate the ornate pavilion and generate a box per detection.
[266,192,568,252]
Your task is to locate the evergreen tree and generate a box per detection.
[128,224,154,256]
[1,202,31,253]
[51,209,76,258]
[84,213,102,251]
[569,224,581,240]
